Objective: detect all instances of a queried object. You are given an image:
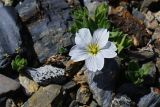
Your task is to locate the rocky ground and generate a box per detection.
[0,0,160,107]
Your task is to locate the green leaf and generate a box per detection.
[95,3,108,20]
[127,62,154,86]
[11,55,28,72]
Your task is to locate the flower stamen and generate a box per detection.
[87,43,100,55]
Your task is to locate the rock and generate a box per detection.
[89,100,99,107]
[63,80,77,90]
[0,1,3,7]
[69,100,79,107]
[0,6,22,69]
[19,74,39,96]
[145,11,155,22]
[0,6,39,69]
[146,19,158,30]
[138,90,160,107]
[127,50,155,63]
[76,87,92,104]
[2,0,13,6]
[30,20,72,63]
[65,60,84,77]
[45,54,68,68]
[109,6,150,47]
[15,0,39,22]
[26,65,67,85]
[132,8,145,21]
[156,57,160,73]
[16,0,73,63]
[152,27,160,40]
[5,98,17,107]
[62,82,78,107]
[0,74,20,96]
[140,0,160,12]
[67,0,80,7]
[152,27,160,49]
[117,83,150,102]
[73,66,88,84]
[0,97,7,107]
[154,11,160,22]
[22,84,62,107]
[111,95,135,107]
[85,59,120,107]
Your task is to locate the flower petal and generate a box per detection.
[69,45,89,62]
[100,49,117,58]
[92,29,109,48]
[103,41,117,51]
[85,53,104,72]
[75,28,92,47]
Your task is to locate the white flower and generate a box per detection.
[69,28,117,72]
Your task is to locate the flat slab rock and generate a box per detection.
[0,74,20,96]
[22,84,62,107]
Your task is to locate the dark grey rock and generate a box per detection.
[138,91,160,107]
[127,50,155,63]
[16,0,73,63]
[0,6,21,68]
[85,59,120,107]
[0,6,39,69]
[22,84,62,107]
[0,74,20,96]
[0,97,7,105]
[63,80,77,90]
[117,83,150,102]
[26,65,66,85]
[29,20,72,63]
[15,0,38,22]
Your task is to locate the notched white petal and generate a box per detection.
[85,54,104,72]
[104,41,117,51]
[75,28,92,47]
[93,29,109,48]
[96,53,104,70]
[100,49,117,58]
[85,57,97,72]
[69,45,89,62]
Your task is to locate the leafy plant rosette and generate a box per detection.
[126,61,155,86]
[11,55,28,72]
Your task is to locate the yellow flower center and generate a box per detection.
[87,43,100,55]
